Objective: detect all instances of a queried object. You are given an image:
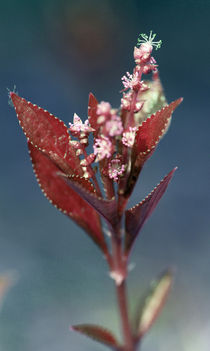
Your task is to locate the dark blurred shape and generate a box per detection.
[0,271,17,309]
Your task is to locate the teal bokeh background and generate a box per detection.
[1,0,210,350]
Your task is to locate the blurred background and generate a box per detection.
[0,0,210,350]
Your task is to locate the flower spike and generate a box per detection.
[121,72,141,92]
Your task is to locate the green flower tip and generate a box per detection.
[137,30,162,50]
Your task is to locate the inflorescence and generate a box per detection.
[68,32,162,183]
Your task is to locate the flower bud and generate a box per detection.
[134,44,152,65]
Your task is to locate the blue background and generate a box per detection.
[0,0,210,350]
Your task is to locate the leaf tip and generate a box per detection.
[171,166,178,175]
[175,97,183,107]
[163,265,176,277]
[89,92,94,98]
[7,86,19,107]
[88,92,97,104]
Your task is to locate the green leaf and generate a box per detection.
[134,270,173,340]
[134,78,167,126]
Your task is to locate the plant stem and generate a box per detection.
[116,280,134,351]
[111,234,134,351]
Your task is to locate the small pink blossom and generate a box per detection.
[139,42,153,55]
[140,56,157,74]
[121,92,132,110]
[121,93,144,112]
[134,45,152,65]
[121,72,141,92]
[97,101,111,116]
[93,136,114,161]
[122,127,137,147]
[108,159,125,182]
[69,113,95,134]
[105,114,123,137]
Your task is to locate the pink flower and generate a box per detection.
[122,127,137,147]
[108,159,125,181]
[69,113,95,134]
[121,72,141,92]
[105,114,123,137]
[97,101,111,116]
[93,136,114,161]
[134,45,152,65]
[121,92,132,110]
[141,57,158,74]
[134,31,162,66]
[121,92,144,112]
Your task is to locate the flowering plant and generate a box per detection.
[10,31,182,351]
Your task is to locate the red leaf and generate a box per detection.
[62,175,119,228]
[28,143,108,254]
[120,97,182,198]
[88,93,100,136]
[71,324,120,349]
[125,168,176,255]
[135,98,183,156]
[10,93,82,176]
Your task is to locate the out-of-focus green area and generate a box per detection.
[0,0,210,350]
